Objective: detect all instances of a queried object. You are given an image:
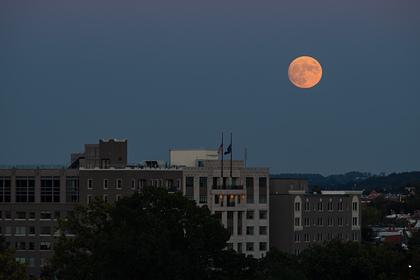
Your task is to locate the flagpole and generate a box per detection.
[221,132,224,187]
[230,132,233,178]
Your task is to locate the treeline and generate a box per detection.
[272,171,420,192]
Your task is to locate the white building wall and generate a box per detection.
[181,162,269,258]
[169,150,218,167]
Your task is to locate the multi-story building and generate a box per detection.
[0,167,79,276]
[0,140,270,277]
[269,178,362,255]
[170,150,270,258]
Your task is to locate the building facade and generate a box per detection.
[0,141,270,277]
[270,178,362,255]
[0,167,79,276]
[171,150,270,258]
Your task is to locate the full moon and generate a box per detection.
[288,56,323,89]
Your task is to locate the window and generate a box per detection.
[29,242,35,250]
[29,226,35,235]
[103,195,108,203]
[304,233,310,242]
[352,202,358,211]
[304,217,310,226]
[40,242,51,250]
[16,177,35,203]
[16,257,26,264]
[131,179,136,190]
[40,212,52,220]
[338,199,343,211]
[29,212,35,220]
[304,200,310,211]
[40,226,51,235]
[327,217,333,226]
[294,232,300,242]
[87,179,93,190]
[246,210,254,220]
[295,202,300,211]
[15,241,26,250]
[15,226,26,236]
[246,226,254,235]
[5,226,12,235]
[317,217,323,226]
[5,211,11,219]
[352,232,359,241]
[258,177,267,204]
[139,179,146,191]
[116,179,122,190]
[0,176,11,202]
[116,195,122,201]
[199,177,208,203]
[16,212,26,220]
[317,200,323,211]
[246,242,254,251]
[66,180,80,203]
[259,226,267,235]
[294,217,300,227]
[237,211,243,235]
[103,179,109,190]
[87,195,92,204]
[317,232,323,241]
[327,200,333,211]
[237,242,242,254]
[227,211,234,236]
[41,176,60,202]
[259,210,268,220]
[246,177,254,203]
[259,242,267,251]
[227,195,235,207]
[185,177,194,200]
[338,217,343,226]
[352,217,358,226]
[54,211,61,219]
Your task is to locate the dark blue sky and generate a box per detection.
[1,0,419,174]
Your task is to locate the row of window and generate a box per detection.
[87,194,123,204]
[227,241,268,253]
[295,200,357,212]
[245,226,268,235]
[87,178,180,191]
[294,217,359,227]
[294,231,359,243]
[0,210,63,220]
[15,256,49,268]
[185,176,268,204]
[13,241,52,251]
[0,176,79,203]
[0,225,55,236]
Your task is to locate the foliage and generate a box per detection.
[45,187,230,280]
[299,241,406,280]
[257,248,306,280]
[0,237,29,280]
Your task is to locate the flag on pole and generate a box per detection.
[224,144,232,155]
[218,143,224,156]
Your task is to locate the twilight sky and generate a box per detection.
[1,0,419,174]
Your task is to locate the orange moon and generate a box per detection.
[288,56,323,89]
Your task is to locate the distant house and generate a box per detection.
[367,190,381,200]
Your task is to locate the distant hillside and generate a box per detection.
[271,171,420,192]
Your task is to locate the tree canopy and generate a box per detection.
[0,237,28,280]
[45,187,231,280]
